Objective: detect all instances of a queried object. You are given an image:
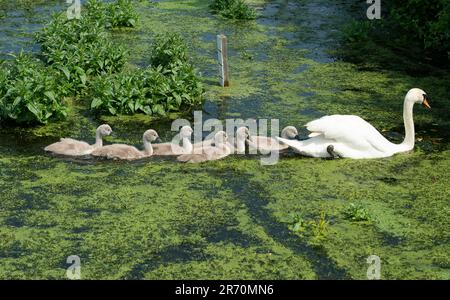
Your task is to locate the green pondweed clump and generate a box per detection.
[288,213,309,237]
[86,0,139,28]
[310,211,330,244]
[149,33,189,68]
[35,0,138,95]
[209,0,257,20]
[35,12,127,95]
[0,53,67,124]
[90,33,204,116]
[288,211,330,244]
[343,203,373,222]
[91,63,204,116]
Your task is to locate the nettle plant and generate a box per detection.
[91,33,204,116]
[0,53,67,124]
[210,0,257,20]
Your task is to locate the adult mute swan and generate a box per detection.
[44,124,112,156]
[152,126,193,155]
[91,129,160,161]
[276,88,431,159]
[177,131,231,163]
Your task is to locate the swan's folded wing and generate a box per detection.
[275,137,304,152]
[92,144,142,160]
[306,115,393,152]
[177,145,229,163]
[45,139,90,153]
[152,143,175,155]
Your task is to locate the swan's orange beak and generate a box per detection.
[423,99,431,109]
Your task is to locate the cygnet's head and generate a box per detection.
[236,127,249,139]
[406,88,431,109]
[143,129,161,143]
[97,124,113,136]
[281,126,299,139]
[180,126,193,138]
[214,131,228,145]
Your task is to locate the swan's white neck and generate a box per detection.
[398,99,415,151]
[143,138,153,156]
[94,130,103,148]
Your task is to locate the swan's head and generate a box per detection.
[406,88,431,109]
[214,131,228,145]
[143,129,161,143]
[281,126,299,139]
[180,126,193,139]
[236,127,249,140]
[97,124,113,136]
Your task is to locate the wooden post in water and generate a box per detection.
[216,34,229,87]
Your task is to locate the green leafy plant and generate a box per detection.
[86,0,139,28]
[107,0,139,27]
[0,53,67,124]
[288,213,308,237]
[149,33,189,68]
[90,64,204,116]
[35,12,127,95]
[287,211,330,244]
[344,203,373,222]
[210,0,257,20]
[90,33,203,117]
[35,0,139,95]
[310,211,329,243]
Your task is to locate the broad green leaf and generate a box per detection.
[26,102,41,119]
[91,98,103,109]
[44,91,56,102]
[56,65,71,80]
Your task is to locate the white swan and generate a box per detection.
[91,129,160,161]
[177,131,231,163]
[44,124,112,156]
[152,126,193,155]
[276,88,431,159]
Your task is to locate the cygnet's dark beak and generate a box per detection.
[294,134,301,140]
[156,137,162,143]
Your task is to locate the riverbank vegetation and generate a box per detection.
[209,0,257,20]
[339,0,450,73]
